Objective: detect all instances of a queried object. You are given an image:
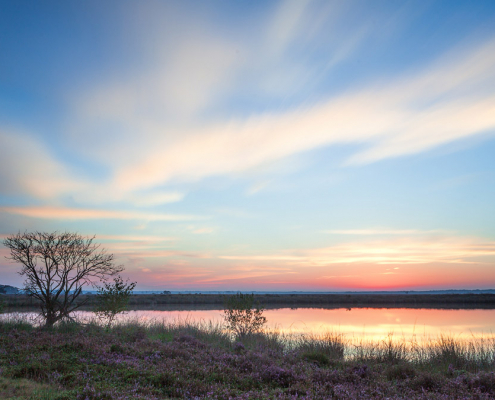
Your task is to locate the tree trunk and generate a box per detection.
[45,312,59,328]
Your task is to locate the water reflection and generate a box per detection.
[4,307,495,341]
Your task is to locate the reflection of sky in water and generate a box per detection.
[4,308,495,342]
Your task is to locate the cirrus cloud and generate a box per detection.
[0,206,206,222]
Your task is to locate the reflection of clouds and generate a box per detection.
[261,308,495,341]
[4,308,495,343]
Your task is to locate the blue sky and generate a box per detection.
[1,0,495,290]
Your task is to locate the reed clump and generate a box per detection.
[1,315,495,399]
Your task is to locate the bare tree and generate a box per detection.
[3,231,123,327]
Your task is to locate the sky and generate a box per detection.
[1,0,495,291]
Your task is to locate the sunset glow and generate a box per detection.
[1,1,495,291]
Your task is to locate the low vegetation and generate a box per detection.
[94,276,137,327]
[5,293,495,309]
[223,293,267,339]
[1,315,495,399]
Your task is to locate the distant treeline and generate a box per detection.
[4,293,495,309]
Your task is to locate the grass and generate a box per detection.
[1,316,495,399]
[0,376,61,400]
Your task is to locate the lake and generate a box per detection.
[4,306,495,342]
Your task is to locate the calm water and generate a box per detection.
[5,307,495,341]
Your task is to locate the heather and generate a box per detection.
[2,318,495,399]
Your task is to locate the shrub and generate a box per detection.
[94,276,136,327]
[223,293,267,339]
[296,332,346,361]
[261,365,299,387]
[409,372,442,391]
[302,351,330,366]
[429,334,468,368]
[233,341,246,353]
[468,372,495,392]
[385,362,416,380]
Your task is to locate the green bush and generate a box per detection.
[223,293,267,339]
[302,351,331,366]
[94,275,136,327]
[385,362,416,380]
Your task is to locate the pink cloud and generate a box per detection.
[0,206,205,222]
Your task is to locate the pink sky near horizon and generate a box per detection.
[2,232,495,291]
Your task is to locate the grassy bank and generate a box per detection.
[4,293,495,309]
[1,318,495,399]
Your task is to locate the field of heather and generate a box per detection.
[2,317,495,399]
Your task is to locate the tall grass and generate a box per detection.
[3,314,495,369]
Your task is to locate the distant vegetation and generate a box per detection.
[4,293,495,309]
[0,284,20,294]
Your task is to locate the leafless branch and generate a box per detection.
[3,231,124,327]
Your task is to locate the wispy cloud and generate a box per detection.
[196,271,279,283]
[191,228,215,235]
[322,229,451,235]
[126,191,185,207]
[246,180,271,196]
[220,237,495,266]
[80,37,495,195]
[0,206,206,222]
[5,5,495,206]
[97,235,175,242]
[117,250,206,259]
[0,129,87,200]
